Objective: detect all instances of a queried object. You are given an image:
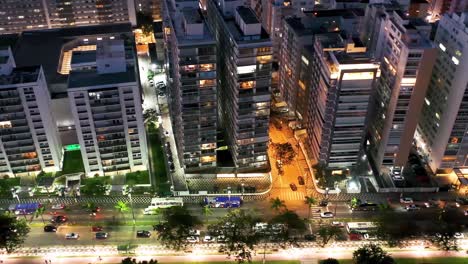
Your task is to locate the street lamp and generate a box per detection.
[128,187,136,226]
[227,186,231,207]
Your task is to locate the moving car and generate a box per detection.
[51,203,65,210]
[289,183,298,191]
[400,197,414,204]
[297,176,305,185]
[136,230,151,238]
[92,226,103,232]
[43,225,57,232]
[454,232,464,239]
[65,233,79,239]
[405,204,420,211]
[51,215,67,223]
[423,201,437,208]
[331,221,344,228]
[95,232,108,239]
[320,212,334,218]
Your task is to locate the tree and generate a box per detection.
[121,257,158,264]
[317,224,342,247]
[0,213,31,253]
[270,210,306,243]
[320,259,340,264]
[115,201,130,221]
[202,205,213,224]
[425,209,462,251]
[350,197,359,209]
[374,211,420,247]
[143,109,159,124]
[156,206,201,250]
[34,206,46,225]
[304,196,317,219]
[208,209,262,259]
[353,244,395,264]
[136,12,154,37]
[273,143,296,164]
[270,197,286,212]
[80,178,107,196]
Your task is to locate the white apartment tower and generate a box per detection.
[67,39,148,177]
[0,47,62,178]
[417,12,468,173]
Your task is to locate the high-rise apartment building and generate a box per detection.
[0,47,62,178]
[298,34,380,168]
[250,0,314,59]
[279,10,364,114]
[365,9,436,170]
[163,0,218,171]
[136,0,163,21]
[0,0,137,34]
[206,0,272,171]
[67,39,148,177]
[417,12,468,173]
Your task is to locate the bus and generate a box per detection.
[13,203,41,215]
[346,222,377,234]
[351,202,379,211]
[204,196,242,208]
[143,197,183,214]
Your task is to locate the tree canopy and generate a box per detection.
[155,206,201,250]
[0,213,31,253]
[353,244,395,264]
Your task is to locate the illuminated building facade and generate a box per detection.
[366,10,437,170]
[163,0,218,171]
[0,47,62,178]
[67,39,148,176]
[300,33,380,168]
[0,0,137,34]
[417,12,468,173]
[206,0,272,171]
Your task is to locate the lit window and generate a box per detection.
[240,81,255,89]
[451,56,459,65]
[425,98,430,106]
[301,56,309,66]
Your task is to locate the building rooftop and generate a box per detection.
[236,6,259,24]
[0,66,41,87]
[311,8,365,19]
[68,65,137,89]
[71,50,96,64]
[12,23,133,95]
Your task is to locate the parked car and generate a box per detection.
[92,226,103,232]
[289,183,297,191]
[187,236,199,243]
[331,221,344,228]
[217,235,228,242]
[400,197,414,204]
[320,212,334,218]
[297,176,305,185]
[65,233,79,239]
[319,200,329,207]
[51,215,67,223]
[43,225,57,232]
[203,236,215,243]
[189,229,201,236]
[136,230,151,238]
[51,203,65,210]
[95,232,108,239]
[454,232,464,239]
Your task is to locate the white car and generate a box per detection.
[189,229,200,236]
[187,236,199,243]
[203,236,215,243]
[65,233,79,240]
[320,212,334,218]
[254,222,268,232]
[51,203,65,210]
[400,197,414,204]
[454,232,464,239]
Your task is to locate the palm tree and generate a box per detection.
[270,197,286,212]
[202,205,213,224]
[115,201,130,221]
[305,196,317,219]
[34,206,46,224]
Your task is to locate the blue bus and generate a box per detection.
[14,203,41,215]
[204,197,242,208]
